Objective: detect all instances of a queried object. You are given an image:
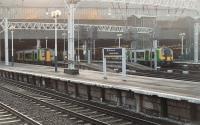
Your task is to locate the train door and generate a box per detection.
[41,49,45,64]
[37,49,41,63]
[46,49,51,64]
[22,52,25,62]
[50,50,54,62]
[149,50,153,67]
[145,50,150,61]
[34,50,38,64]
[32,51,34,63]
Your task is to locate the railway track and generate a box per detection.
[0,101,41,125]
[0,78,161,125]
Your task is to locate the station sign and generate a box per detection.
[103,48,122,57]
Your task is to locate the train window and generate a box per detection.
[136,52,145,59]
[25,53,32,59]
[150,52,154,59]
[145,50,149,56]
[145,50,150,60]
[20,53,23,59]
[132,52,134,58]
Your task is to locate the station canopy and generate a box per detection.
[0,0,200,20]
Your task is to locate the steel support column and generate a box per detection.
[11,30,14,67]
[68,4,75,69]
[153,40,158,70]
[55,18,58,72]
[4,18,9,65]
[0,40,1,62]
[194,23,199,63]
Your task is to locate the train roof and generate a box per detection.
[127,47,172,51]
[16,48,53,53]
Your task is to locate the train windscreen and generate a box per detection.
[162,48,172,56]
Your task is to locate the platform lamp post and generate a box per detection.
[62,32,67,60]
[10,26,15,67]
[51,10,61,72]
[117,34,123,48]
[179,32,186,56]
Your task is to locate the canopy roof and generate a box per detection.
[0,0,199,20]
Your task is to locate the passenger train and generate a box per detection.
[16,48,54,64]
[127,47,173,66]
[16,47,173,67]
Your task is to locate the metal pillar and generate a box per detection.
[0,40,1,62]
[181,36,184,55]
[122,48,126,81]
[68,4,75,69]
[119,37,121,48]
[63,33,66,57]
[87,50,91,64]
[93,40,95,60]
[36,39,41,49]
[179,33,186,56]
[11,30,14,67]
[194,23,199,63]
[153,40,158,70]
[54,17,58,72]
[45,37,48,49]
[4,18,9,65]
[117,34,122,48]
[62,33,67,60]
[103,49,107,79]
[83,40,87,60]
[77,27,80,62]
[134,51,137,63]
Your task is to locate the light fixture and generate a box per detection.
[51,10,62,18]
[108,8,112,16]
[51,10,62,72]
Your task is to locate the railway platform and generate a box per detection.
[0,63,199,124]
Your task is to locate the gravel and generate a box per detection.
[0,87,84,125]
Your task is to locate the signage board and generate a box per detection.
[103,48,122,57]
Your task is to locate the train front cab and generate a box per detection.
[158,47,173,66]
[37,48,53,65]
[45,49,54,65]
